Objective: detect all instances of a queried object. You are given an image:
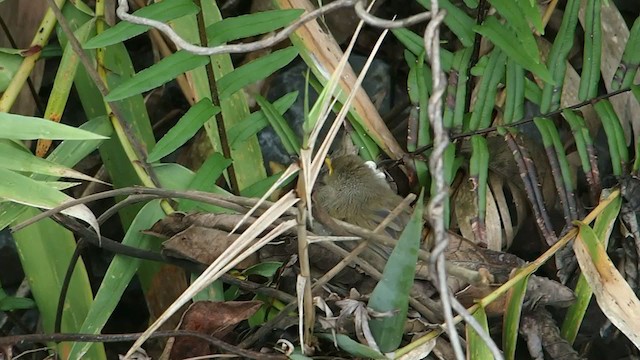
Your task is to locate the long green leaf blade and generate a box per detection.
[147,98,220,163]
[369,193,425,353]
[105,50,210,101]
[84,0,199,49]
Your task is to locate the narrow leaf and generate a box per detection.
[369,192,425,352]
[84,0,199,49]
[0,168,100,238]
[147,98,220,162]
[105,50,210,101]
[467,307,492,360]
[217,47,298,100]
[0,140,106,183]
[573,221,640,349]
[255,94,300,155]
[207,9,304,46]
[0,113,108,140]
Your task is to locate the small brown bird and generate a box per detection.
[314,154,409,238]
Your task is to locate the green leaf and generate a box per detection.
[174,0,267,192]
[417,0,475,47]
[392,28,453,70]
[241,169,297,198]
[217,47,299,100]
[369,192,425,352]
[147,98,220,162]
[0,113,108,140]
[470,135,489,223]
[0,288,35,311]
[0,116,112,231]
[612,17,640,90]
[540,0,579,112]
[316,333,386,359]
[515,0,544,33]
[593,101,628,175]
[12,208,106,359]
[561,193,621,343]
[468,49,507,130]
[406,50,430,186]
[228,91,298,148]
[243,261,283,278]
[60,3,157,228]
[578,0,601,101]
[445,48,473,130]
[504,59,525,124]
[562,110,595,180]
[84,0,199,49]
[503,273,530,360]
[153,163,199,190]
[105,50,210,101]
[0,140,104,183]
[207,9,304,46]
[255,94,300,155]
[67,201,164,359]
[467,307,492,359]
[474,17,553,84]
[191,273,225,302]
[488,0,542,61]
[178,152,233,212]
[0,52,21,92]
[45,18,95,138]
[0,168,100,237]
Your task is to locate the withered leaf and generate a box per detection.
[169,301,262,359]
[145,212,265,239]
[162,226,259,269]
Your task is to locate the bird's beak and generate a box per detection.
[324,157,334,175]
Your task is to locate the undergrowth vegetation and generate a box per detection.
[0,0,639,359]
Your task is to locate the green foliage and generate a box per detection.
[1,0,640,358]
[368,193,425,352]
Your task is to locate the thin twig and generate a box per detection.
[11,186,296,233]
[353,0,431,28]
[423,5,466,360]
[0,331,286,360]
[295,182,314,352]
[54,236,87,334]
[504,132,557,245]
[58,217,296,304]
[114,0,432,56]
[411,86,634,155]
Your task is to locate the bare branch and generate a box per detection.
[115,0,431,56]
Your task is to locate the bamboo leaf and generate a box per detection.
[105,50,210,101]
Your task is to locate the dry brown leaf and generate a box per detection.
[147,266,189,331]
[274,0,405,161]
[490,174,514,247]
[169,301,262,359]
[574,224,640,349]
[145,212,263,238]
[485,175,505,251]
[162,226,259,268]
